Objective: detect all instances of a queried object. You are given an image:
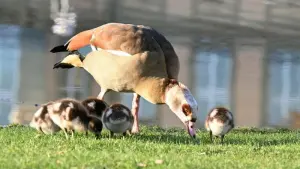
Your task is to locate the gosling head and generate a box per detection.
[88,116,103,139]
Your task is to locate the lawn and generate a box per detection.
[0,124,300,169]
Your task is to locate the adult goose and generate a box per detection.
[50,23,198,138]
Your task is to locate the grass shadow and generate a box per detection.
[94,126,201,145]
[3,124,300,147]
[223,137,300,146]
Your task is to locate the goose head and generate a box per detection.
[164,80,198,138]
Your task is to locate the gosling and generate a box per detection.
[205,107,234,144]
[48,98,103,139]
[102,103,134,137]
[29,102,61,134]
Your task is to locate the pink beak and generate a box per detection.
[171,109,197,138]
[186,121,196,138]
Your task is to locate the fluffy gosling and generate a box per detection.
[205,107,234,144]
[48,98,103,139]
[102,103,134,137]
[29,102,61,134]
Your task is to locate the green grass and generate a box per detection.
[0,124,300,169]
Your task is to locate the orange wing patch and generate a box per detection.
[67,29,94,51]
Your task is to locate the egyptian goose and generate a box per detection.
[102,103,134,137]
[81,97,109,118]
[47,98,103,139]
[50,22,198,138]
[205,107,234,144]
[30,102,61,134]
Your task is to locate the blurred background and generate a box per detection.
[0,0,300,129]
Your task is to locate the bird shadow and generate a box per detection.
[93,126,201,145]
[125,127,300,146]
[130,133,201,145]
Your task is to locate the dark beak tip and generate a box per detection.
[186,123,196,139]
[189,133,196,139]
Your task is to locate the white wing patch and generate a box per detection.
[106,50,131,57]
[96,47,131,57]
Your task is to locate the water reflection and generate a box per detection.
[0,25,21,125]
[0,24,300,128]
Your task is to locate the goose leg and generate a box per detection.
[131,93,140,134]
[97,89,107,100]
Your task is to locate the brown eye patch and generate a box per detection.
[182,104,192,117]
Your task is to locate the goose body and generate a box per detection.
[50,23,198,138]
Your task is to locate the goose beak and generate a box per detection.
[173,110,197,138]
[186,120,196,138]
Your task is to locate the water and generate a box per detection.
[1,0,300,128]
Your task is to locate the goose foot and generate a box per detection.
[131,125,139,134]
